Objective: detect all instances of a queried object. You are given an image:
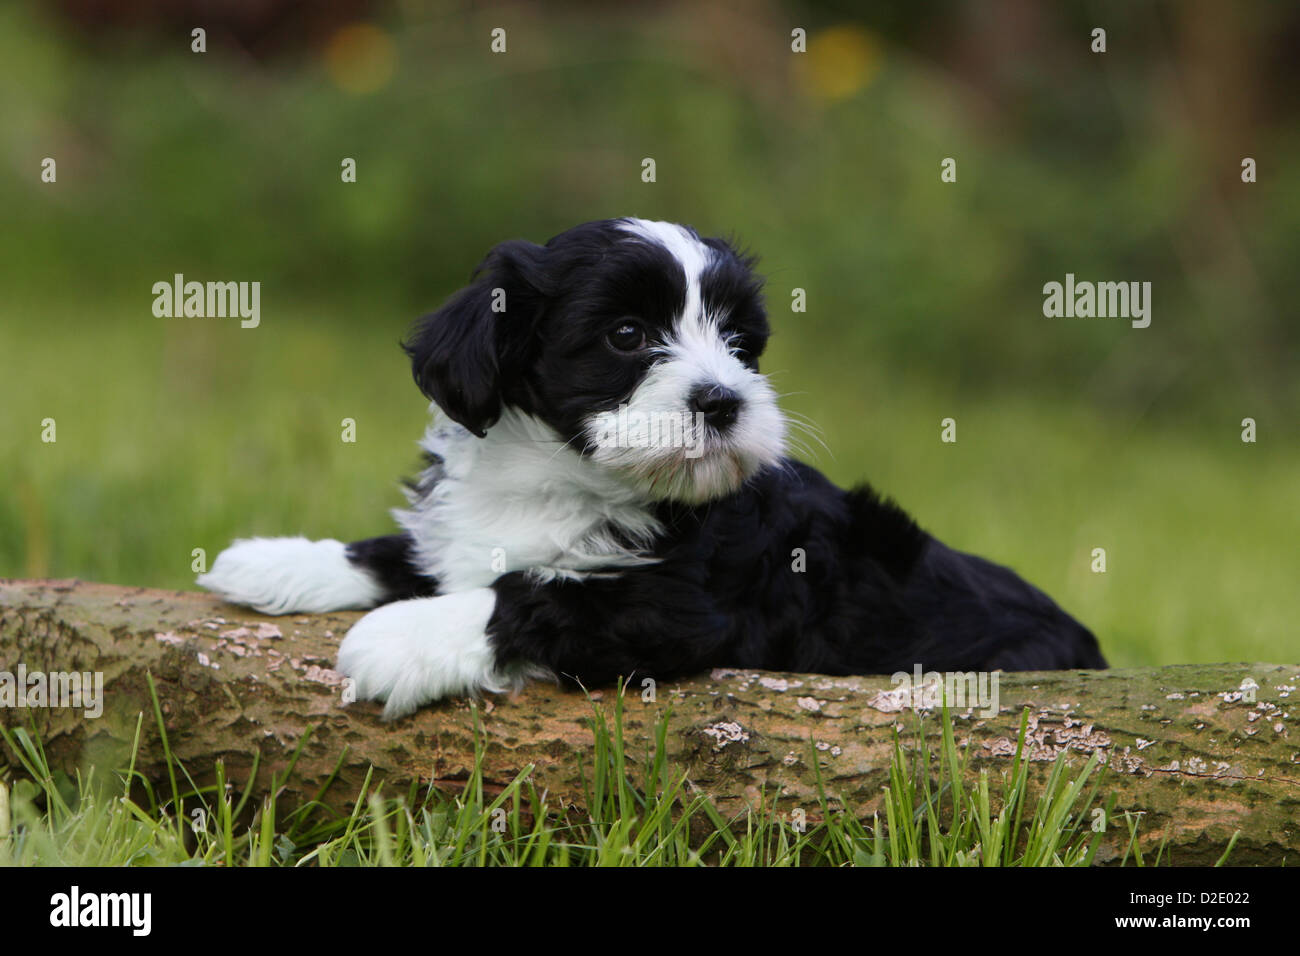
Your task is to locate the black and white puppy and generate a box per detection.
[198,218,1105,717]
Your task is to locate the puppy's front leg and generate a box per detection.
[337,588,514,719]
[199,532,436,615]
[339,570,730,718]
[198,537,386,615]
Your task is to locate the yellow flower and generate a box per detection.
[794,24,882,103]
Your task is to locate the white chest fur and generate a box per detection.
[393,409,662,593]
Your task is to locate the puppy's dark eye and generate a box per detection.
[725,332,755,364]
[607,321,646,352]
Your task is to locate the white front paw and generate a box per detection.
[198,536,382,615]
[336,589,503,719]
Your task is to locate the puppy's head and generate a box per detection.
[406,218,786,504]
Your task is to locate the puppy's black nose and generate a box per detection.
[690,385,742,430]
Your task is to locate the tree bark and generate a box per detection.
[1,578,1296,864]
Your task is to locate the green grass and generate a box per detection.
[2,685,1190,867]
[2,308,1297,669]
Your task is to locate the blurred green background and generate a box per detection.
[2,1,1296,667]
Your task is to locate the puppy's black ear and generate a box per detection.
[404,240,551,437]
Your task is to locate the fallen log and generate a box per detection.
[1,578,1296,864]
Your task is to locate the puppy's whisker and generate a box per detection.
[783,414,834,459]
[776,405,828,432]
[780,406,826,429]
[789,431,832,461]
